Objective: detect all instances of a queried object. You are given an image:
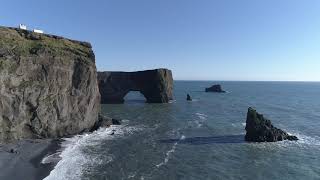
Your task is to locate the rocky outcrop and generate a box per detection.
[98,69,173,103]
[186,94,192,101]
[205,84,225,93]
[245,107,298,142]
[90,114,122,132]
[0,26,100,143]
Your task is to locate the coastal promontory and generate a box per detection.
[0,27,100,143]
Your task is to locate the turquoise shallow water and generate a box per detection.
[45,81,320,180]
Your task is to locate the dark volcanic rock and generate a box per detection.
[245,107,298,142]
[187,94,192,101]
[9,148,18,154]
[112,118,122,125]
[98,69,173,103]
[90,114,122,132]
[205,84,225,93]
[0,26,100,143]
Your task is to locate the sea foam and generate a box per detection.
[156,135,185,168]
[43,125,143,180]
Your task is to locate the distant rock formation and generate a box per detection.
[205,84,226,93]
[98,69,173,103]
[187,94,192,101]
[0,26,100,143]
[245,107,298,142]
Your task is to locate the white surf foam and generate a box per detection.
[195,113,207,119]
[294,133,320,146]
[190,99,199,102]
[194,113,208,127]
[156,135,185,168]
[168,100,176,104]
[43,125,143,180]
[41,152,61,164]
[250,131,320,150]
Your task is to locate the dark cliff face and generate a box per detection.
[98,69,173,103]
[0,27,100,143]
[245,107,298,142]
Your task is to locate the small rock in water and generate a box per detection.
[205,84,226,93]
[245,107,298,142]
[90,114,122,132]
[9,148,18,154]
[187,94,192,101]
[110,130,116,135]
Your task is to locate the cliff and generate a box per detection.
[0,26,100,143]
[98,69,173,103]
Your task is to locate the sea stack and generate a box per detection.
[98,69,173,103]
[205,84,226,93]
[0,26,100,143]
[187,94,192,101]
[245,107,298,142]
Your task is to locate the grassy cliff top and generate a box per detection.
[0,26,94,61]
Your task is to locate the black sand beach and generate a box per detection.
[0,139,61,180]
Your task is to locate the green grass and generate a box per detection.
[0,27,93,61]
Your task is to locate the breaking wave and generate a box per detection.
[43,125,143,180]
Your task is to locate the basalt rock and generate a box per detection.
[0,26,100,143]
[245,107,298,142]
[205,84,225,93]
[112,118,122,125]
[98,69,173,103]
[186,94,192,101]
[90,114,122,132]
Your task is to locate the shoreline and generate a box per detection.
[0,139,61,180]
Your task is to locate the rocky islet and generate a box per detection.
[205,84,226,93]
[245,107,298,142]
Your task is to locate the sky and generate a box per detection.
[1,0,320,81]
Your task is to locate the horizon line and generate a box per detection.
[173,79,320,82]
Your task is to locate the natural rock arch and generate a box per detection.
[123,91,147,102]
[98,69,173,103]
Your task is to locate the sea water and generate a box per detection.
[44,81,320,180]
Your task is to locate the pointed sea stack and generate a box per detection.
[205,84,226,93]
[245,107,298,142]
[187,94,192,101]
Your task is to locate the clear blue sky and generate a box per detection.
[1,0,320,81]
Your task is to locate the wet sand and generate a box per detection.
[0,139,61,180]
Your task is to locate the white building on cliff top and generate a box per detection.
[18,24,44,34]
[19,24,27,30]
[33,29,44,34]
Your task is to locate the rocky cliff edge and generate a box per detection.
[0,26,100,143]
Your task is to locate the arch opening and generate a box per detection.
[98,69,173,104]
[123,91,147,104]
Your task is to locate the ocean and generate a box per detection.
[43,81,320,180]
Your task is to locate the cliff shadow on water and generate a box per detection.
[159,135,246,145]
